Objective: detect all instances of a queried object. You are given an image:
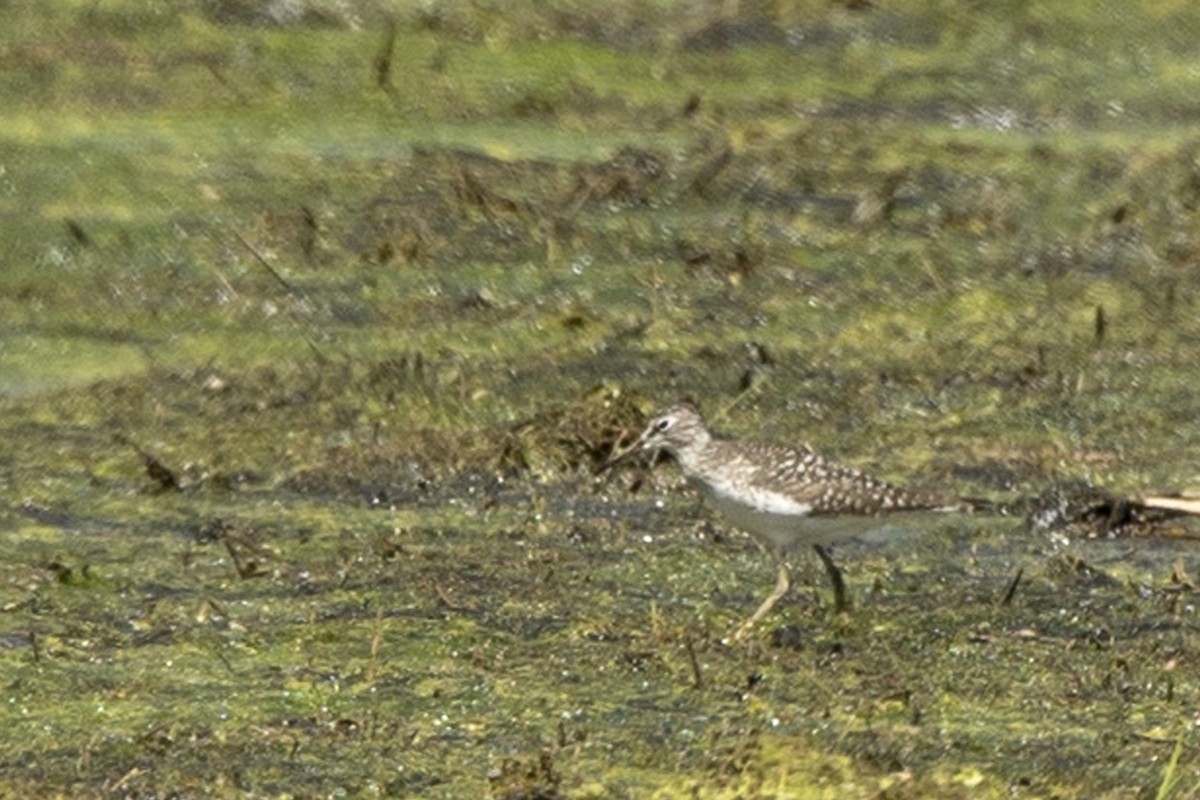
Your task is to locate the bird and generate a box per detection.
[603,402,978,638]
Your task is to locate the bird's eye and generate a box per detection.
[654,418,672,432]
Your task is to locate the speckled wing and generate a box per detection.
[732,441,957,516]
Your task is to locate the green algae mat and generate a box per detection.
[4,1,1200,797]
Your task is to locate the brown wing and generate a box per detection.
[734,441,954,516]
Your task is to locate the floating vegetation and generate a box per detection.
[4,1,1200,797]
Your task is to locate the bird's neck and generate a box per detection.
[667,433,717,479]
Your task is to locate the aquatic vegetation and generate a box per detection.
[3,1,1200,796]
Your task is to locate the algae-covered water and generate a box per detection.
[4,1,1200,797]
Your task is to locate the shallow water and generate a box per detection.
[4,2,1200,797]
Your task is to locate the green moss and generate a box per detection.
[4,1,1200,797]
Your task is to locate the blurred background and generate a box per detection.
[3,1,1200,797]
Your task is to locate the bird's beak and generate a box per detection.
[599,430,648,472]
[599,443,636,472]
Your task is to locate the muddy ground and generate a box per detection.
[3,2,1200,797]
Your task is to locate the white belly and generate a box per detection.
[699,482,947,552]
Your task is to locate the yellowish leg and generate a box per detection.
[813,544,849,612]
[734,558,790,640]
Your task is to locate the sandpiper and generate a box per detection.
[604,402,974,638]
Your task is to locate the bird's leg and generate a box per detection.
[734,558,790,640]
[813,544,849,612]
